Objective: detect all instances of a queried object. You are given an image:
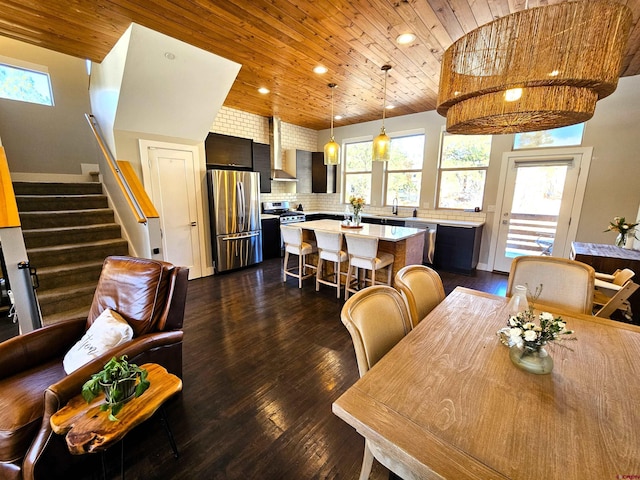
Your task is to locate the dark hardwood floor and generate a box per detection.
[10,258,508,480]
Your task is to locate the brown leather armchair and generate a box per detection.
[0,256,189,480]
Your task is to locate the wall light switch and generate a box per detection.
[487,205,496,212]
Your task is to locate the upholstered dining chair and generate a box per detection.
[315,230,348,298]
[506,255,595,315]
[281,225,317,289]
[340,285,412,480]
[394,264,446,329]
[0,255,188,480]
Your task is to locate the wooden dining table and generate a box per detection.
[332,287,640,479]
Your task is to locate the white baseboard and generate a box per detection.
[476,262,490,272]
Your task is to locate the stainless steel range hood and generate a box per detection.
[269,116,297,181]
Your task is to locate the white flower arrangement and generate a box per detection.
[507,310,573,350]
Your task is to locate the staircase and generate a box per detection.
[13,181,129,325]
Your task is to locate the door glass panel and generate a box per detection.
[506,164,568,259]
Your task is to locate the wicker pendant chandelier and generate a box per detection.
[436,0,632,135]
[324,83,340,165]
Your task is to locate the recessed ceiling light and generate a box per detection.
[386,104,395,110]
[334,115,343,120]
[396,33,416,45]
[549,70,560,77]
[258,87,270,94]
[164,52,176,60]
[313,65,328,74]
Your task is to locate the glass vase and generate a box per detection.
[509,344,553,375]
[507,284,529,316]
[352,211,361,226]
[615,232,627,247]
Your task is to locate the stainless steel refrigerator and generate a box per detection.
[207,169,263,273]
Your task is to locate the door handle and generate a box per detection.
[191,222,197,227]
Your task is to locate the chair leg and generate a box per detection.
[335,260,341,298]
[283,251,290,282]
[345,263,352,300]
[359,440,375,480]
[298,254,303,289]
[386,264,392,286]
[316,257,323,292]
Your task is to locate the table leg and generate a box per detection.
[120,438,125,480]
[101,450,107,480]
[159,405,179,458]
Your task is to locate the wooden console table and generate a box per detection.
[571,242,640,321]
[51,363,182,478]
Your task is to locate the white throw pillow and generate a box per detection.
[63,308,133,374]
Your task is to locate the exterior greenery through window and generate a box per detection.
[343,140,372,204]
[0,62,53,106]
[385,134,424,207]
[437,134,492,210]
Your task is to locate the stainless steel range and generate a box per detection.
[262,201,305,256]
[262,201,306,224]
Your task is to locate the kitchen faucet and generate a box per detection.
[392,197,398,215]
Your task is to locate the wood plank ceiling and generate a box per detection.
[0,0,639,130]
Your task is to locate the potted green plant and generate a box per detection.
[82,355,150,421]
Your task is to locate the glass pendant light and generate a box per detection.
[372,65,392,162]
[323,83,340,165]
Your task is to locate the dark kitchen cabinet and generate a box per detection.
[205,132,253,170]
[361,217,405,226]
[312,151,336,193]
[261,217,281,259]
[252,142,271,193]
[434,224,483,274]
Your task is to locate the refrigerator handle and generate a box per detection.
[236,181,245,230]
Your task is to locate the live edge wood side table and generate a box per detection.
[50,363,182,477]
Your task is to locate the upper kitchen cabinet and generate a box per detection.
[205,133,253,170]
[288,150,312,194]
[252,142,271,193]
[312,152,336,193]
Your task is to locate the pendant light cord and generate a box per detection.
[380,65,391,129]
[328,82,337,139]
[382,69,387,127]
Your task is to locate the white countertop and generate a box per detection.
[287,219,424,242]
[301,211,484,228]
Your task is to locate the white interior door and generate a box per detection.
[146,146,202,279]
[491,148,592,273]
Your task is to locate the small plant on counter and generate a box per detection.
[82,355,150,421]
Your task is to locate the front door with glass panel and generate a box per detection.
[492,148,591,273]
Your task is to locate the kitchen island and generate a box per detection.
[289,219,426,281]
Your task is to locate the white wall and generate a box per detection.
[0,37,99,174]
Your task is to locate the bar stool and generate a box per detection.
[315,230,348,298]
[281,225,317,288]
[344,234,394,300]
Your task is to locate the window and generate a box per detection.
[437,133,492,210]
[513,123,585,149]
[343,140,372,204]
[385,134,424,207]
[0,62,54,106]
